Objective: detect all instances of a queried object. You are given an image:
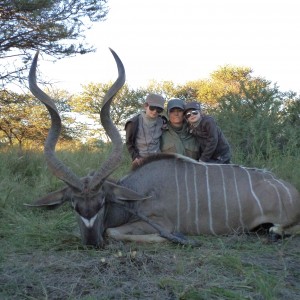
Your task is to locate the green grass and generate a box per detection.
[232,145,300,190]
[0,146,300,299]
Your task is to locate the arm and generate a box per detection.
[199,118,219,162]
[125,120,140,160]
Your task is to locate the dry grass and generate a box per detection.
[1,147,300,299]
[1,235,300,299]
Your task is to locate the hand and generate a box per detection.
[132,157,144,168]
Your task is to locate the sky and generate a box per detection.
[40,0,300,94]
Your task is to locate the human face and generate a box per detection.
[145,104,163,119]
[185,109,200,124]
[168,108,184,127]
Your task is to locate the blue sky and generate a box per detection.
[40,0,300,93]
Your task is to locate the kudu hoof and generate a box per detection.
[268,233,282,243]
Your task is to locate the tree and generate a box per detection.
[0,0,108,87]
[212,76,299,163]
[0,90,48,147]
[280,92,300,128]
[145,80,180,100]
[70,82,146,141]
[178,65,300,164]
[144,80,199,106]
[186,66,254,107]
[0,89,82,148]
[277,92,300,151]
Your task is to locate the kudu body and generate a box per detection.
[27,49,300,247]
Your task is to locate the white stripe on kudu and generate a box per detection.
[232,165,244,228]
[242,167,264,215]
[193,164,200,234]
[264,176,283,220]
[205,165,216,235]
[174,160,181,230]
[184,162,191,214]
[218,165,230,231]
[269,174,293,205]
[263,178,283,220]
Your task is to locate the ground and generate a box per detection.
[1,234,300,299]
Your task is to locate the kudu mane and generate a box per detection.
[134,153,278,178]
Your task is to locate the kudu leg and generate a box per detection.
[111,199,201,246]
[107,225,168,243]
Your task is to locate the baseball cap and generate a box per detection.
[145,93,165,109]
[167,98,185,113]
[184,101,201,113]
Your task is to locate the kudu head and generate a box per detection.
[27,49,145,247]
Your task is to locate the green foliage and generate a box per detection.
[0,89,82,148]
[146,80,181,99]
[186,66,252,107]
[210,74,300,175]
[0,90,49,147]
[179,65,300,184]
[71,82,147,129]
[2,62,299,188]
[0,0,108,87]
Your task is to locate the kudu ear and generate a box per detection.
[24,186,69,209]
[103,181,151,201]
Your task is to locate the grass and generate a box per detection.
[0,146,300,299]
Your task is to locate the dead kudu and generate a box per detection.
[27,49,300,247]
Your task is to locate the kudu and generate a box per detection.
[27,49,300,247]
